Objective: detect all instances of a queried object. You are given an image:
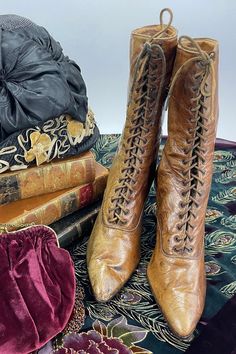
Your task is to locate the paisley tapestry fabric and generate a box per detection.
[42,135,236,354]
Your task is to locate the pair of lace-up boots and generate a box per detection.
[87,8,219,338]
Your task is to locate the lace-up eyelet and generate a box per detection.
[173,246,179,253]
[190,118,196,123]
[191,87,198,94]
[198,60,206,68]
[179,202,185,208]
[182,160,187,165]
[174,235,181,242]
[209,51,215,60]
[187,247,193,253]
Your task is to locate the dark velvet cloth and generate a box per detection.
[0,14,88,142]
[0,225,76,354]
[185,293,236,354]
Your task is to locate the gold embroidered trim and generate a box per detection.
[0,107,96,171]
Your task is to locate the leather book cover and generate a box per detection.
[0,151,95,205]
[0,162,108,229]
[50,200,101,248]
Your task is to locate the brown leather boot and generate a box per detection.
[87,9,178,302]
[147,36,219,337]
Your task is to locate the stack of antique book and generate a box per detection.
[0,151,108,247]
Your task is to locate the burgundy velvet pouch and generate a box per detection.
[0,225,76,354]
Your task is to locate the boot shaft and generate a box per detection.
[158,36,219,257]
[167,37,219,165]
[129,21,177,92]
[104,10,178,229]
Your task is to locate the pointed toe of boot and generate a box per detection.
[162,301,200,338]
[147,254,205,338]
[151,284,203,338]
[88,259,124,302]
[87,213,141,302]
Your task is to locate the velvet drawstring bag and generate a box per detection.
[0,225,76,354]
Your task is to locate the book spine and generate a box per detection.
[7,173,107,228]
[56,205,100,248]
[0,156,95,205]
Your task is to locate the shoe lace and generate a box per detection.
[167,36,215,254]
[107,9,173,225]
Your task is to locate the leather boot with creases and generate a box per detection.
[147,36,219,338]
[87,8,178,302]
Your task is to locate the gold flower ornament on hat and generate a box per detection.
[24,131,53,166]
[66,108,96,145]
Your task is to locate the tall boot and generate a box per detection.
[147,36,219,337]
[87,9,178,302]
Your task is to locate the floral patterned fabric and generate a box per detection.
[41,134,236,354]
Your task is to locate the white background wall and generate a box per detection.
[1,0,236,141]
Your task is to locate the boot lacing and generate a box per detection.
[168,36,215,254]
[107,9,173,225]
